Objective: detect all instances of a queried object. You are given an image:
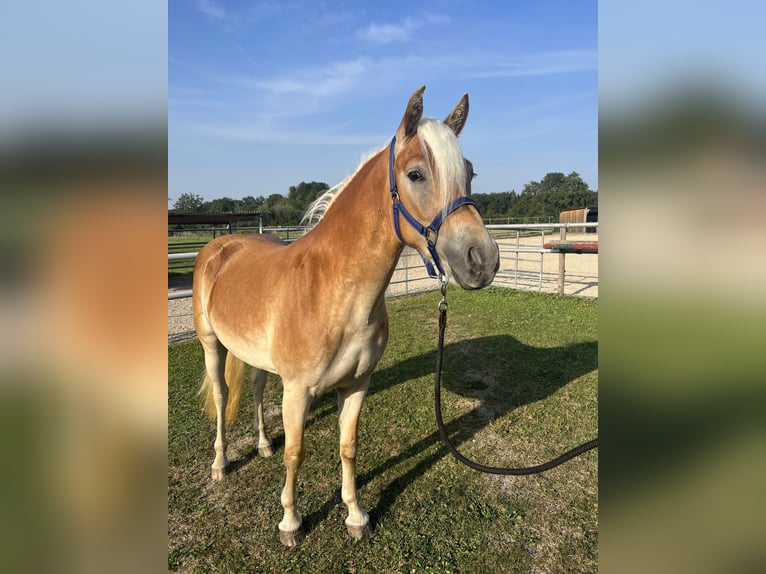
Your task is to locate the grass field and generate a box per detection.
[168,230,303,274]
[168,287,598,573]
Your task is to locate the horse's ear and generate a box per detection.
[444,93,469,136]
[397,85,425,141]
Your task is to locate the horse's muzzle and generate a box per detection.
[445,237,499,290]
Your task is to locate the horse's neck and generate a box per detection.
[308,151,403,296]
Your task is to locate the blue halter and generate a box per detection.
[388,135,479,280]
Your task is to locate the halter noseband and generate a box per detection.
[388,135,478,280]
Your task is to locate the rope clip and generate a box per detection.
[438,275,448,312]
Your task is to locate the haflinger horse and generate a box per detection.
[193,86,499,546]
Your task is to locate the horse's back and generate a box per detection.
[193,234,289,326]
[204,232,287,252]
[195,233,286,274]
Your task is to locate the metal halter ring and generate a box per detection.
[438,276,448,311]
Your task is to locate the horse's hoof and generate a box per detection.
[211,466,226,481]
[257,442,274,457]
[279,526,305,547]
[346,522,373,540]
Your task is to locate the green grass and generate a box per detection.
[169,288,597,573]
[168,235,208,275]
[169,233,215,244]
[168,231,304,275]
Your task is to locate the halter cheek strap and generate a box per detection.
[388,135,479,280]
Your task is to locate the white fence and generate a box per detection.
[168,223,598,301]
[487,223,598,297]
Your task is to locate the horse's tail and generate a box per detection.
[200,352,246,425]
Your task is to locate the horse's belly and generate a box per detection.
[312,326,388,394]
[215,322,279,374]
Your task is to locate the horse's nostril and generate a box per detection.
[467,247,483,275]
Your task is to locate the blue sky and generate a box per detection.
[169,0,597,204]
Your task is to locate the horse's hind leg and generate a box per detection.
[251,368,274,457]
[201,337,230,481]
[338,377,373,539]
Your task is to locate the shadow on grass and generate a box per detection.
[208,333,596,535]
[298,334,597,534]
[226,434,285,476]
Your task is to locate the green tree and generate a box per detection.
[259,194,291,225]
[511,172,596,219]
[240,195,264,211]
[172,192,204,213]
[288,181,330,213]
[202,196,238,213]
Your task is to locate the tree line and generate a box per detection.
[472,171,598,220]
[170,172,597,226]
[170,181,329,226]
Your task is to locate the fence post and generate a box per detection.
[558,225,566,295]
[405,251,409,296]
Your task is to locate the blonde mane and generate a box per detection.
[302,117,466,229]
[301,145,385,229]
[300,179,347,229]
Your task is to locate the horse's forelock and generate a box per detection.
[416,118,468,215]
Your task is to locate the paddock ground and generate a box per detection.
[168,288,598,572]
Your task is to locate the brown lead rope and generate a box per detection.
[434,295,598,475]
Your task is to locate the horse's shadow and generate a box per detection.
[296,334,598,533]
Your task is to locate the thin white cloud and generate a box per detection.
[231,57,376,98]
[244,0,302,23]
[172,46,595,147]
[504,92,596,118]
[421,12,452,25]
[195,121,384,146]
[313,8,356,29]
[356,18,419,45]
[174,48,593,110]
[196,0,226,20]
[240,51,594,101]
[472,50,598,78]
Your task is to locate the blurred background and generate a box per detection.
[0,1,764,573]
[600,1,766,572]
[0,2,167,573]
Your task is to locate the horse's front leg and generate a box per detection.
[278,385,311,547]
[338,377,373,539]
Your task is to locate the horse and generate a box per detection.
[192,86,500,546]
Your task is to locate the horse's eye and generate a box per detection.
[407,171,423,182]
[470,171,478,180]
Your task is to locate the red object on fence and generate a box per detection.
[543,241,599,254]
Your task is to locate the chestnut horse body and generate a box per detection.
[193,86,499,546]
